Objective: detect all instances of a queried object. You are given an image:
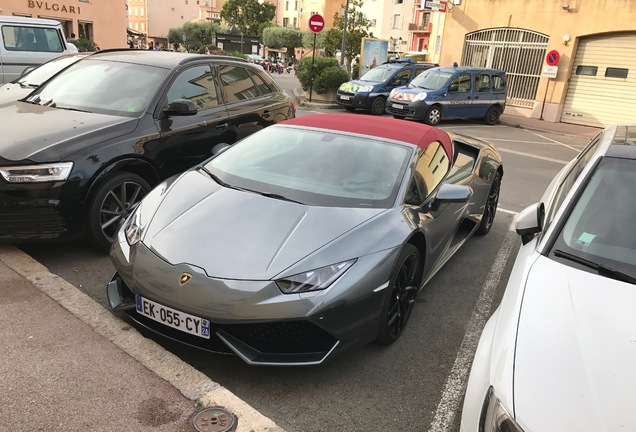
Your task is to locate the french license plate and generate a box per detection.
[136,295,210,339]
[392,103,403,109]
[340,95,350,100]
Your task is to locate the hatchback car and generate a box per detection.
[386,66,506,125]
[336,58,438,115]
[0,49,295,250]
[461,125,636,432]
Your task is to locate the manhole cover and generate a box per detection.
[192,406,238,432]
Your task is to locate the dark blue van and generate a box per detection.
[336,58,437,115]
[386,66,507,125]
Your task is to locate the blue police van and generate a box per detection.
[385,66,507,125]
[336,58,438,115]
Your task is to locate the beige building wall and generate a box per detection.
[441,0,636,121]
[145,0,210,43]
[1,0,127,48]
[381,0,412,54]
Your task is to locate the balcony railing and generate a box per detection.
[409,22,432,32]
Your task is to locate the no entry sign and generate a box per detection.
[309,14,325,33]
[546,50,560,66]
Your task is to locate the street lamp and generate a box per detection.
[340,0,350,66]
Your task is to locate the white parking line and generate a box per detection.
[497,147,570,165]
[526,129,581,151]
[426,228,518,432]
[471,137,576,146]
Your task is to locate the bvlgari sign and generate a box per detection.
[28,1,82,14]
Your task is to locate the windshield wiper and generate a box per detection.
[258,192,304,205]
[56,106,91,113]
[200,166,241,190]
[553,249,636,284]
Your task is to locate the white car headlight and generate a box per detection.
[0,162,73,183]
[412,92,428,102]
[358,85,374,93]
[276,259,356,294]
[389,89,398,98]
[481,387,525,432]
[123,205,144,246]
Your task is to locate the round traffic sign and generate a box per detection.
[309,14,325,33]
[546,50,560,66]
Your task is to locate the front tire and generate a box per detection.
[484,106,501,125]
[376,244,423,345]
[476,171,501,235]
[370,97,386,116]
[87,172,151,251]
[424,105,442,125]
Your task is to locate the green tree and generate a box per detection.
[168,21,225,51]
[258,21,274,39]
[221,0,276,36]
[263,27,303,57]
[325,0,373,71]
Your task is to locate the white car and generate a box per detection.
[461,124,636,432]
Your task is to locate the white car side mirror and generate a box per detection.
[515,202,545,245]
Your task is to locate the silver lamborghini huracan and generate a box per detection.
[107,114,503,366]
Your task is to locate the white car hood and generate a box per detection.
[514,255,636,432]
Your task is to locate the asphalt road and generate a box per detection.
[19,74,592,432]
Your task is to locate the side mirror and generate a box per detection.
[435,183,472,203]
[448,83,459,92]
[163,98,198,116]
[515,202,546,245]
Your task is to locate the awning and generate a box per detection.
[127,27,146,37]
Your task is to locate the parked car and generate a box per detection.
[460,125,636,432]
[386,66,507,125]
[106,114,503,366]
[0,52,89,104]
[336,58,438,115]
[0,16,76,84]
[0,49,295,250]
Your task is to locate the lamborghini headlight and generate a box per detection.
[0,162,73,183]
[412,92,428,102]
[481,387,525,432]
[275,259,356,294]
[123,205,144,246]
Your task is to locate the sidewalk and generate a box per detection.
[0,245,284,432]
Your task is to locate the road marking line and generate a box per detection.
[497,207,518,215]
[469,137,582,146]
[426,229,518,432]
[497,147,570,165]
[526,129,581,151]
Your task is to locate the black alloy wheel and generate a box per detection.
[370,97,386,116]
[87,172,151,251]
[484,106,501,125]
[376,244,422,344]
[476,171,501,235]
[424,105,442,125]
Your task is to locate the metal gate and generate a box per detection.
[461,28,549,108]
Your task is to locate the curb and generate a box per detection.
[292,87,340,110]
[0,244,285,432]
[498,118,600,139]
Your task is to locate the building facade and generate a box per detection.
[441,0,636,127]
[1,0,127,48]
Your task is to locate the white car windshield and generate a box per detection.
[410,69,453,90]
[204,125,412,208]
[25,58,169,116]
[553,157,636,280]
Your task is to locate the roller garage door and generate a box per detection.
[561,33,636,128]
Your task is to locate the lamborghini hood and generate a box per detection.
[142,170,385,280]
[513,255,636,431]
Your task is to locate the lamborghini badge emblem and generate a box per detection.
[179,272,192,286]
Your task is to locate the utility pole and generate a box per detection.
[339,0,350,66]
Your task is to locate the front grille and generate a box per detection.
[219,321,337,355]
[0,207,67,235]
[386,102,409,115]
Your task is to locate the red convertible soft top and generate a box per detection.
[281,114,453,160]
